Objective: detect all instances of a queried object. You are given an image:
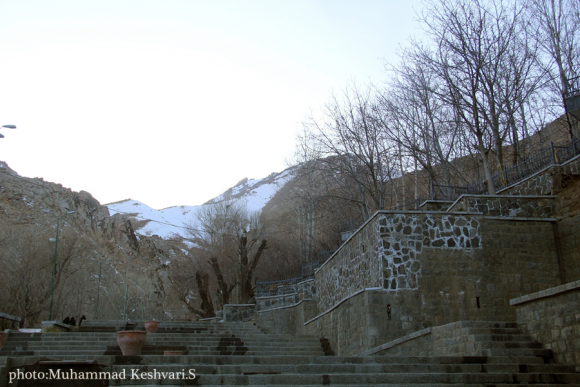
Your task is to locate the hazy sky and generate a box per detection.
[0,0,423,209]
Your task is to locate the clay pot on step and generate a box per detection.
[0,331,7,350]
[117,331,147,356]
[144,320,159,334]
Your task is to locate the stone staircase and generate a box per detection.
[1,320,579,386]
[425,321,556,359]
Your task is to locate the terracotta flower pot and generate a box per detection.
[144,320,159,333]
[0,332,7,350]
[117,331,147,356]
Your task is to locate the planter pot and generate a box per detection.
[144,320,159,334]
[117,331,147,356]
[0,332,7,350]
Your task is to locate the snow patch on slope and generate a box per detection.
[106,167,296,240]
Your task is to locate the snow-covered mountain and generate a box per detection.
[106,166,297,240]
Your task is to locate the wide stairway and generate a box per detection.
[1,320,579,386]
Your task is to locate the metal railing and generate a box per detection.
[257,249,336,297]
[565,75,580,99]
[256,276,303,297]
[432,137,580,200]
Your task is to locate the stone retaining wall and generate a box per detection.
[511,281,580,364]
[256,279,315,311]
[315,211,484,312]
[223,304,255,322]
[556,214,580,282]
[448,195,557,218]
[500,155,580,196]
[256,300,317,335]
[315,216,382,312]
[265,215,561,356]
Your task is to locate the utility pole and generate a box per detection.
[95,262,102,319]
[48,217,60,321]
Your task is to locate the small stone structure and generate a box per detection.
[0,313,21,331]
[40,321,72,332]
[222,304,256,322]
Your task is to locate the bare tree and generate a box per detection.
[380,47,467,199]
[0,228,90,326]
[302,84,397,220]
[527,0,580,139]
[414,0,546,193]
[186,200,267,307]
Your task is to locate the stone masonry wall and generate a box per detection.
[303,217,561,355]
[256,300,317,335]
[378,213,482,294]
[315,216,382,312]
[449,195,557,218]
[501,167,558,196]
[223,304,255,322]
[315,211,483,312]
[500,155,580,196]
[511,281,580,364]
[556,214,580,282]
[256,279,315,311]
[256,294,300,312]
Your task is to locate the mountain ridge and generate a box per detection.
[105,165,297,240]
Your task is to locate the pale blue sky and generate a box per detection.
[0,0,423,209]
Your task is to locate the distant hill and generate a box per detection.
[105,165,298,240]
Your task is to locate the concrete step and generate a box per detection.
[26,342,323,349]
[480,347,554,358]
[116,383,580,387]
[467,327,526,335]
[474,340,543,350]
[40,335,319,343]
[108,371,580,385]
[110,362,578,375]
[113,385,580,387]
[455,321,520,329]
[30,350,326,357]
[469,333,535,342]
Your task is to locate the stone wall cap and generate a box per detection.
[257,299,313,314]
[356,327,432,357]
[510,280,580,305]
[454,194,557,199]
[41,321,72,329]
[224,304,255,307]
[0,312,22,322]
[256,293,298,300]
[483,216,558,222]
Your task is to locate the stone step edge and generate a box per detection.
[103,371,580,385]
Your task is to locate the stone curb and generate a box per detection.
[509,280,580,305]
[356,328,432,357]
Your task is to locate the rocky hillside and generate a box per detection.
[0,161,193,325]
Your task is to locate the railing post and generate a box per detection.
[430,180,435,200]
